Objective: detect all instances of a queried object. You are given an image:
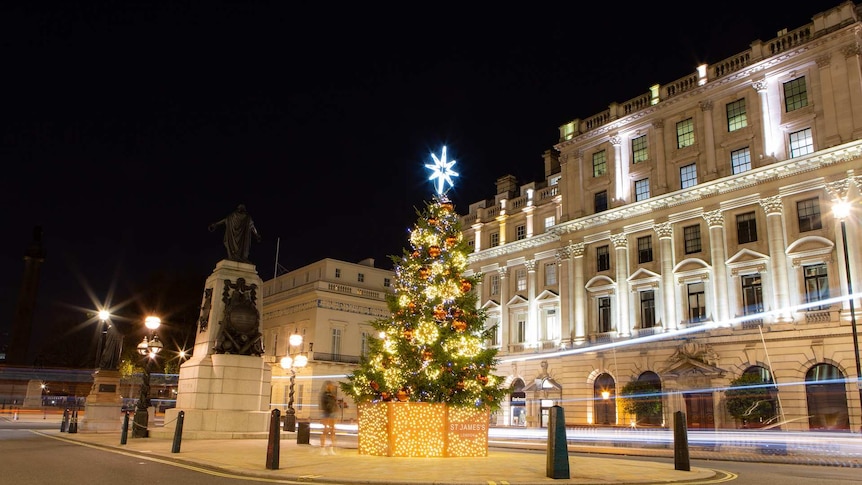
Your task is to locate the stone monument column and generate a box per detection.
[158,204,272,439]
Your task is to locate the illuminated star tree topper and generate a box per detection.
[425,146,459,195]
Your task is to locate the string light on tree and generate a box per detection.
[342,147,507,456]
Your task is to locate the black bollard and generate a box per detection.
[68,409,78,434]
[673,411,690,471]
[171,411,185,453]
[120,412,130,445]
[60,408,69,432]
[266,409,281,470]
[546,405,570,479]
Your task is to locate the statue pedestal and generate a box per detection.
[151,260,271,439]
[79,370,123,433]
[23,380,43,409]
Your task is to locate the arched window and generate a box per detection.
[636,371,663,426]
[593,373,616,425]
[805,363,849,431]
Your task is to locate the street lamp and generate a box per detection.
[94,310,110,368]
[834,201,862,426]
[132,316,162,438]
[280,331,308,432]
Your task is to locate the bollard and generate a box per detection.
[266,409,281,470]
[68,409,78,434]
[297,421,310,445]
[171,411,185,453]
[120,412,130,445]
[60,409,69,432]
[546,405,570,479]
[673,411,690,471]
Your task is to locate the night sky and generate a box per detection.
[0,1,845,359]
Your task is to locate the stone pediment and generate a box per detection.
[481,300,500,310]
[536,289,559,300]
[786,236,834,255]
[673,258,709,274]
[661,357,725,378]
[726,248,769,265]
[506,294,528,306]
[629,268,660,281]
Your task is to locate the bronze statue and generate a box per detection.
[98,322,123,370]
[209,204,262,264]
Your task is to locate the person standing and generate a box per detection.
[319,380,337,455]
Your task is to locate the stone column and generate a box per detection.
[472,222,483,252]
[525,190,535,238]
[499,267,510,350]
[571,242,586,343]
[700,100,717,180]
[611,233,631,337]
[753,79,776,157]
[525,259,538,342]
[653,121,667,191]
[611,135,626,202]
[702,210,730,323]
[654,222,677,330]
[759,195,792,322]
[841,45,862,141]
[816,54,840,145]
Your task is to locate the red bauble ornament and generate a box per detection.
[411,250,420,258]
[422,349,433,360]
[456,381,465,390]
[440,202,453,212]
[428,217,438,225]
[433,305,447,320]
[428,245,441,258]
[397,389,409,401]
[370,380,380,391]
[403,329,413,340]
[419,267,430,279]
[452,320,467,332]
[477,375,489,385]
[445,235,458,247]
[460,279,472,292]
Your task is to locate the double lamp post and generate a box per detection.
[280,331,308,432]
[132,316,163,438]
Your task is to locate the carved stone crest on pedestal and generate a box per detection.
[214,277,264,356]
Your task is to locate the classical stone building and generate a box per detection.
[261,258,393,422]
[460,1,862,431]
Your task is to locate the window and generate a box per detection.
[784,77,808,112]
[789,128,814,158]
[516,317,527,343]
[687,282,706,323]
[731,147,751,174]
[468,239,475,250]
[804,264,829,311]
[741,274,764,315]
[361,332,370,357]
[676,118,695,148]
[516,268,527,291]
[640,290,656,328]
[544,216,556,230]
[595,191,608,213]
[637,235,653,263]
[736,211,758,244]
[516,224,526,240]
[331,328,342,359]
[680,163,698,189]
[490,232,500,247]
[335,268,341,278]
[544,262,557,286]
[726,98,748,131]
[632,134,648,164]
[598,297,612,333]
[357,273,364,282]
[592,150,607,177]
[635,178,650,201]
[545,308,559,340]
[797,197,822,232]
[383,278,391,287]
[684,224,702,254]
[597,245,610,271]
[486,321,500,347]
[490,274,500,295]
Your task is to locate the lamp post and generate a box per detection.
[132,316,162,438]
[834,201,862,427]
[280,331,308,432]
[94,310,110,369]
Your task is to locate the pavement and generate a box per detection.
[7,411,862,484]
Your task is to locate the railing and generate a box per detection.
[767,25,812,56]
[313,352,361,364]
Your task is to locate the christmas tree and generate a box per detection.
[342,147,506,410]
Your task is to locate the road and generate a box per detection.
[1,417,861,484]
